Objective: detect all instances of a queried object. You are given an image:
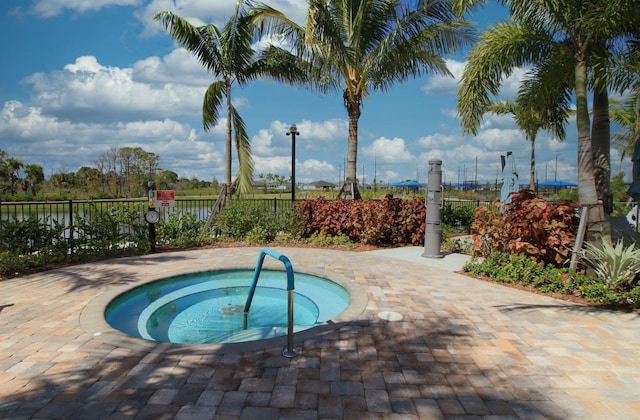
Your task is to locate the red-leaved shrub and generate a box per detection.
[297,196,426,246]
[471,190,579,266]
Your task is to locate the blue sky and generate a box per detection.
[0,0,632,188]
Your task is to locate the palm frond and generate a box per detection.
[369,1,475,91]
[457,19,556,135]
[230,106,254,196]
[154,12,224,75]
[202,81,226,132]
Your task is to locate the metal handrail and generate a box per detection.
[244,248,297,358]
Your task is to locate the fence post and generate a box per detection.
[68,200,74,241]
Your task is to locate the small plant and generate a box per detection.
[245,226,269,244]
[305,231,354,247]
[582,240,640,291]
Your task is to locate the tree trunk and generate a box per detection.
[529,135,535,190]
[591,88,612,213]
[224,79,233,201]
[341,93,362,199]
[575,56,609,243]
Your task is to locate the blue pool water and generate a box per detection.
[105,269,350,344]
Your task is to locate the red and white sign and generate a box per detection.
[149,190,175,208]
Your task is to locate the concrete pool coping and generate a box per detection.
[80,261,369,355]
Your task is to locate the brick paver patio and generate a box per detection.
[1,246,639,419]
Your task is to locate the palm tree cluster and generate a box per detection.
[0,149,44,196]
[155,0,639,239]
[155,0,473,201]
[457,0,640,241]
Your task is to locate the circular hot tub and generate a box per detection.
[105,269,351,345]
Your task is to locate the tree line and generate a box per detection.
[0,147,217,200]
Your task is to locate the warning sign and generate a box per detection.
[149,190,175,208]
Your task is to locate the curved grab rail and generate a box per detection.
[244,248,297,357]
[244,248,294,312]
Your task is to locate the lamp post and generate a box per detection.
[286,124,300,202]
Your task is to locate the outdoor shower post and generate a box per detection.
[422,159,443,258]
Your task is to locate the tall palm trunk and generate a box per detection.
[343,93,362,199]
[591,88,612,213]
[345,115,361,199]
[224,79,233,200]
[575,54,609,242]
[529,135,536,190]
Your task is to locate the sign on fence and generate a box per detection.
[149,190,175,208]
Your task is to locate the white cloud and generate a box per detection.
[252,128,277,156]
[417,133,462,148]
[138,0,308,38]
[421,59,463,95]
[296,119,348,142]
[251,118,347,158]
[298,159,336,182]
[362,137,414,164]
[29,0,141,18]
[22,55,208,123]
[249,118,345,182]
[254,155,290,176]
[475,128,525,151]
[132,48,211,86]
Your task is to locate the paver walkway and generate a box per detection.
[1,246,639,419]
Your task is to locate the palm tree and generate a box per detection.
[6,157,24,195]
[486,97,570,190]
[24,164,44,196]
[458,0,639,241]
[255,0,474,199]
[155,1,267,199]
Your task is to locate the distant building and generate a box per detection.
[303,180,337,190]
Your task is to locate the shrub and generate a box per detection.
[157,211,207,248]
[581,239,640,291]
[0,215,64,255]
[72,204,148,256]
[442,204,475,231]
[215,200,297,242]
[297,196,425,246]
[470,190,579,267]
[464,251,640,309]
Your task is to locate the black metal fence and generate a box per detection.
[0,197,296,228]
[444,199,493,211]
[0,197,484,232]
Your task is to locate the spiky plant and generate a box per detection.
[582,240,640,290]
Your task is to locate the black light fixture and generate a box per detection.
[286,124,300,202]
